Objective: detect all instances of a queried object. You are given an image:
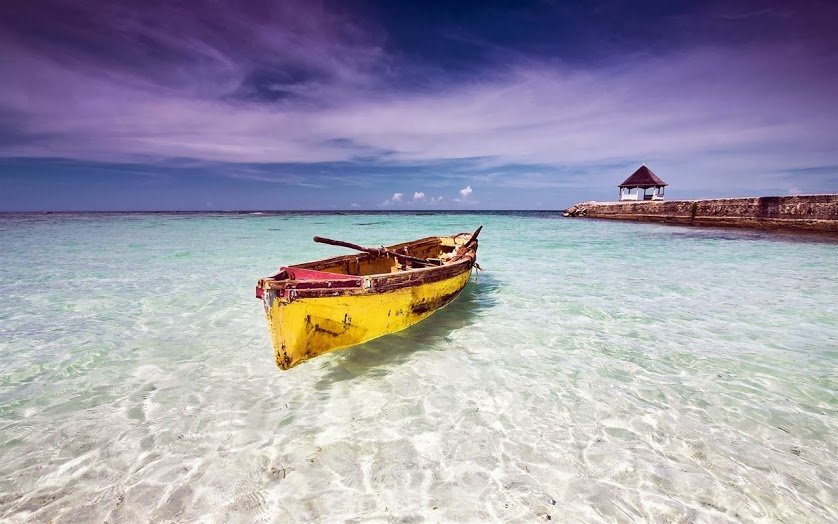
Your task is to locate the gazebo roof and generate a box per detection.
[619,165,667,188]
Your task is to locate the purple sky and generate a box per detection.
[1,0,836,210]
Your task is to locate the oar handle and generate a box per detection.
[313,236,380,255]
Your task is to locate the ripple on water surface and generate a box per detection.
[0,213,836,522]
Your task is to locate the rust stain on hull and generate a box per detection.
[410,289,463,315]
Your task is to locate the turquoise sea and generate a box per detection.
[0,212,836,522]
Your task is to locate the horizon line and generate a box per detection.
[0,208,569,213]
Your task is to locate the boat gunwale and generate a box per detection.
[258,233,477,297]
[291,235,446,273]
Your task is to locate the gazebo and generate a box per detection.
[619,165,667,201]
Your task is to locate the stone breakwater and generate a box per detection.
[564,194,838,234]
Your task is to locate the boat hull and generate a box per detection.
[263,266,472,369]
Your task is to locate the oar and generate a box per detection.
[313,236,442,266]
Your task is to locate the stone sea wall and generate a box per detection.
[564,194,838,234]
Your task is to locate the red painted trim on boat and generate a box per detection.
[282,267,362,282]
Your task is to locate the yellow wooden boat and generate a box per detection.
[256,227,481,370]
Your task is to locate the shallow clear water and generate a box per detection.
[0,212,836,522]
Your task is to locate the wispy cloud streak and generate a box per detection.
[2,43,834,170]
[0,0,836,208]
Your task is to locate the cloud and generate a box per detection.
[380,192,404,206]
[378,191,446,207]
[379,193,404,206]
[2,40,834,179]
[350,202,360,208]
[0,1,836,202]
[453,185,479,204]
